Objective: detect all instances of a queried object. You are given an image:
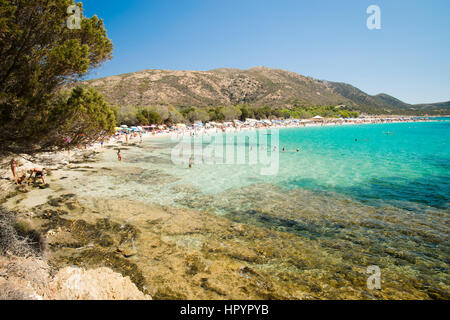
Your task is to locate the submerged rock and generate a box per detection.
[116,245,137,258]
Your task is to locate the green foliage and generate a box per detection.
[0,0,113,152]
[239,104,251,121]
[113,103,360,126]
[180,107,210,123]
[136,108,162,125]
[166,105,185,125]
[44,86,116,148]
[116,106,138,126]
[116,105,185,126]
[220,105,242,121]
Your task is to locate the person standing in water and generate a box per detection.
[10,159,17,184]
[117,149,122,162]
[65,137,72,157]
[28,167,45,184]
[189,156,194,169]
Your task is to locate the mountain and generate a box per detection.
[84,67,449,115]
[410,101,450,114]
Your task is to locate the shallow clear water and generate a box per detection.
[122,120,450,209]
[72,120,449,299]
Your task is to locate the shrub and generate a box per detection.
[0,208,41,257]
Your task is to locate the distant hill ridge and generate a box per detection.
[85,67,449,115]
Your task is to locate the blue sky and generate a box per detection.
[82,0,450,104]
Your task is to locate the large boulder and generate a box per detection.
[44,266,151,300]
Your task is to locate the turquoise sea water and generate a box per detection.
[149,120,450,211]
[277,121,450,210]
[76,119,449,298]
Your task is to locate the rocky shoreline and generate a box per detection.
[1,130,448,300]
[0,144,319,300]
[0,145,153,300]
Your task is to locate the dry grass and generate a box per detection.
[0,207,39,257]
[0,207,150,300]
[0,207,49,300]
[0,281,34,300]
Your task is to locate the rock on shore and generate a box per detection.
[0,256,151,300]
[44,266,151,300]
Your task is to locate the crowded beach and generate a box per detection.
[0,115,439,190]
[112,115,437,140]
